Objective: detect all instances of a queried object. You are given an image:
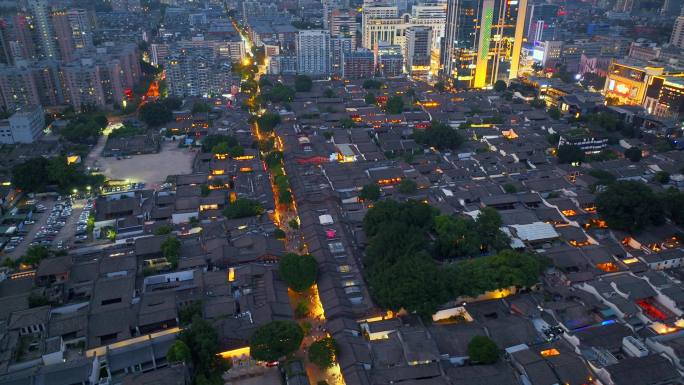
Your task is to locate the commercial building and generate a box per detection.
[166,48,233,97]
[296,30,331,76]
[361,3,446,53]
[0,106,45,144]
[441,0,528,88]
[603,61,665,105]
[404,26,431,77]
[331,36,354,76]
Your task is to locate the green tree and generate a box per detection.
[493,80,507,92]
[139,100,173,126]
[434,81,445,92]
[23,246,49,266]
[624,147,642,162]
[28,293,49,308]
[176,317,228,383]
[288,218,300,230]
[279,253,318,292]
[468,336,499,364]
[223,198,264,219]
[364,92,376,105]
[308,337,338,368]
[548,106,561,120]
[546,133,560,145]
[295,300,309,318]
[362,79,382,89]
[166,340,192,363]
[654,171,670,184]
[385,96,404,114]
[588,169,617,186]
[323,88,335,98]
[294,75,313,92]
[398,179,417,194]
[557,145,585,164]
[154,225,172,235]
[261,84,295,103]
[412,121,464,150]
[161,237,181,267]
[596,181,664,232]
[201,134,239,153]
[249,320,304,362]
[257,113,281,132]
[192,101,211,114]
[503,183,517,193]
[340,117,354,128]
[12,157,51,192]
[359,183,381,201]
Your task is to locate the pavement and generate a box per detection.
[54,199,86,245]
[90,141,196,189]
[5,198,56,259]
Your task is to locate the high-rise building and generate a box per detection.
[27,0,57,59]
[525,3,559,40]
[330,9,358,47]
[362,3,446,51]
[671,16,684,49]
[296,30,331,76]
[342,49,374,79]
[51,10,74,62]
[67,9,93,52]
[442,0,528,88]
[331,36,354,76]
[404,26,431,76]
[0,106,45,144]
[613,0,634,13]
[662,0,684,15]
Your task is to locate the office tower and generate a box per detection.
[331,36,354,76]
[112,0,143,12]
[525,3,559,39]
[528,20,557,42]
[0,65,41,111]
[672,16,684,49]
[27,0,57,59]
[342,49,374,79]
[404,26,431,76]
[9,13,37,61]
[662,0,684,14]
[0,22,12,65]
[613,0,635,12]
[442,0,528,88]
[362,2,446,52]
[296,30,331,76]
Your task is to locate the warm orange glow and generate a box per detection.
[212,169,225,175]
[228,267,235,282]
[561,209,577,216]
[622,258,639,264]
[596,262,618,272]
[233,155,255,161]
[200,204,218,211]
[214,154,228,160]
[239,167,253,172]
[377,177,402,186]
[540,348,560,357]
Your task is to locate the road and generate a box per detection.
[234,19,344,385]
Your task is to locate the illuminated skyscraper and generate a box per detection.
[441,0,527,88]
[27,0,56,59]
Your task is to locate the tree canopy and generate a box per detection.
[468,336,499,364]
[385,96,405,114]
[173,316,228,384]
[223,198,264,219]
[364,92,376,105]
[308,337,338,368]
[624,147,642,162]
[12,157,104,193]
[60,112,108,144]
[257,113,281,132]
[556,145,585,164]
[362,200,542,317]
[359,183,381,201]
[249,320,304,362]
[595,181,664,232]
[294,75,313,92]
[279,253,318,292]
[362,79,382,89]
[139,98,182,127]
[261,83,296,103]
[397,179,417,194]
[161,237,181,267]
[412,121,464,150]
[493,80,507,92]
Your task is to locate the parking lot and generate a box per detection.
[3,197,93,258]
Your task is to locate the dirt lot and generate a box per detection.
[91,141,197,189]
